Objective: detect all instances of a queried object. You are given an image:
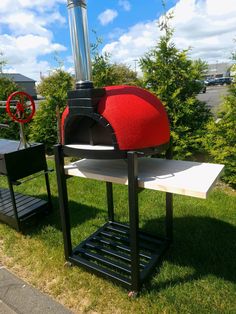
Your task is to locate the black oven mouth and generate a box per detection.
[63,113,118,149]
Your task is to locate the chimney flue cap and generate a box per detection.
[67,0,86,9]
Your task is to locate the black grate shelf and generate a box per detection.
[69,221,170,289]
[0,188,48,221]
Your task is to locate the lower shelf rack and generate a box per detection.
[69,221,170,289]
[0,188,49,229]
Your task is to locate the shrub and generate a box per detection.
[204,94,236,187]
[29,69,73,151]
[0,76,29,141]
[29,100,58,153]
[0,76,18,100]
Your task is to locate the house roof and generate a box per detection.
[207,63,231,76]
[0,73,36,83]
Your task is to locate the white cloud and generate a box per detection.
[172,0,236,62]
[18,0,66,12]
[0,0,66,16]
[98,9,118,26]
[0,33,66,80]
[118,0,131,12]
[0,0,67,81]
[103,20,159,73]
[206,0,236,16]
[103,0,236,73]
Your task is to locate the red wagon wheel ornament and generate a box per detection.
[6,91,35,123]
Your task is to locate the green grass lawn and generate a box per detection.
[0,158,236,313]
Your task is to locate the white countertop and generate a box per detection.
[64,158,224,199]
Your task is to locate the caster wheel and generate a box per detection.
[128,291,138,298]
[64,261,73,267]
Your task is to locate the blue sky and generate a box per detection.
[52,0,175,71]
[0,0,235,81]
[87,0,174,41]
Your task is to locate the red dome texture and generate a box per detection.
[97,85,170,150]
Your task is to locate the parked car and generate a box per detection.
[218,77,232,85]
[206,77,232,86]
[205,79,215,86]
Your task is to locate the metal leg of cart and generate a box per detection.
[54,144,72,260]
[127,152,173,293]
[106,182,114,222]
[7,177,21,232]
[127,151,140,293]
[44,171,52,212]
[166,192,173,243]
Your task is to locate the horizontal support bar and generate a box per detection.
[11,168,54,186]
[84,241,146,268]
[76,247,132,274]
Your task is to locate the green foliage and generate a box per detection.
[0,108,23,140]
[204,93,236,187]
[0,76,18,100]
[29,100,58,153]
[0,76,26,141]
[203,46,236,187]
[139,12,211,158]
[92,52,114,87]
[92,53,139,87]
[30,69,74,151]
[37,69,74,111]
[110,63,138,86]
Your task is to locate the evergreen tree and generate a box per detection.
[204,64,236,187]
[139,10,211,158]
[91,33,140,87]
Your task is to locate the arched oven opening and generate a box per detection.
[63,114,117,148]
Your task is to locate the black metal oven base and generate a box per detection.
[54,144,173,293]
[0,188,49,230]
[69,221,170,290]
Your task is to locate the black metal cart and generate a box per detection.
[54,0,224,295]
[54,144,173,293]
[0,139,52,231]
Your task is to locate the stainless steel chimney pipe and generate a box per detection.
[67,0,92,88]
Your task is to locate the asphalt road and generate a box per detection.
[197,85,230,114]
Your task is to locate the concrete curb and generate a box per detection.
[0,266,73,314]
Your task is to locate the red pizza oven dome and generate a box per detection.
[98,85,170,150]
[62,85,170,152]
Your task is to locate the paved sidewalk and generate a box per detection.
[0,266,73,314]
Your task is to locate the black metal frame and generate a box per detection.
[54,144,173,292]
[0,142,52,232]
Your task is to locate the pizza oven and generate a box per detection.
[55,0,173,293]
[62,85,170,153]
[62,0,170,158]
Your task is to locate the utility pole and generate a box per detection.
[0,51,7,73]
[134,59,138,75]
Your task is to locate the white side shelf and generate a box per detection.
[66,144,115,150]
[64,158,224,199]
